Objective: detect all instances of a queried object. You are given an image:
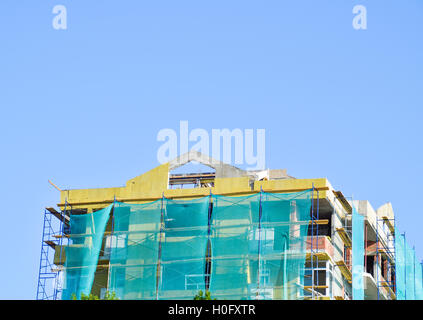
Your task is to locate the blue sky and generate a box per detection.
[0,1,422,299]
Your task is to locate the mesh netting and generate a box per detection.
[395,229,406,299]
[259,191,312,300]
[58,190,423,300]
[108,200,162,300]
[158,197,210,299]
[61,190,313,300]
[352,206,364,300]
[209,191,311,300]
[62,204,113,300]
[415,255,423,300]
[395,230,423,300]
[209,193,260,300]
[405,240,416,299]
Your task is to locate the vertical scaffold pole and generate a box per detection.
[316,187,320,299]
[107,197,116,294]
[393,215,397,297]
[256,187,263,299]
[311,185,314,300]
[404,232,407,299]
[156,193,165,300]
[421,260,423,294]
[413,245,416,299]
[206,189,213,291]
[36,210,47,300]
[376,216,379,300]
[54,200,68,300]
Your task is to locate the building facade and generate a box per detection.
[37,151,419,300]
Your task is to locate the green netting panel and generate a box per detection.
[395,229,406,300]
[395,231,423,300]
[415,255,423,300]
[259,191,312,300]
[108,200,162,300]
[158,197,210,300]
[209,191,311,300]
[352,206,364,300]
[62,204,112,300]
[210,194,260,300]
[405,240,416,299]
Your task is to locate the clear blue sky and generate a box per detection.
[0,1,422,299]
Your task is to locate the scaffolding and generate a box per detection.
[307,186,321,300]
[375,216,396,300]
[37,188,328,300]
[302,186,328,299]
[36,205,70,300]
[336,216,353,286]
[333,194,353,299]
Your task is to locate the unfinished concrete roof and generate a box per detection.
[168,151,292,180]
[169,151,253,179]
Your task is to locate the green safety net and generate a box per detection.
[352,206,364,300]
[108,197,210,300]
[209,191,311,300]
[395,230,423,300]
[415,254,423,300]
[259,191,312,300]
[395,229,406,299]
[405,240,416,299]
[62,204,112,300]
[63,190,313,300]
[108,200,162,300]
[209,193,260,300]
[58,191,423,300]
[158,197,210,299]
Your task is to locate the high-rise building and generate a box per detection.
[36,151,422,300]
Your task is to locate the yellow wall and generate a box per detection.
[254,178,328,199]
[59,163,328,209]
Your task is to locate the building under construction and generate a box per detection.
[37,151,423,300]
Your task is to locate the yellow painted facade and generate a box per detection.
[58,162,330,211]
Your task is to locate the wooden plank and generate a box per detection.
[336,227,352,247]
[306,252,330,261]
[380,280,396,300]
[335,260,352,282]
[44,240,56,249]
[46,207,70,226]
[333,191,352,214]
[53,231,112,239]
[382,216,395,234]
[303,286,329,295]
[310,219,329,225]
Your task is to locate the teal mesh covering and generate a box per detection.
[59,191,423,300]
[405,240,415,299]
[108,200,162,300]
[209,191,311,300]
[395,229,406,300]
[62,204,112,300]
[352,206,364,300]
[260,191,312,300]
[158,197,210,299]
[415,255,423,300]
[63,190,314,300]
[395,231,423,300]
[209,194,260,300]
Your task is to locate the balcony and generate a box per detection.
[306,236,334,261]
